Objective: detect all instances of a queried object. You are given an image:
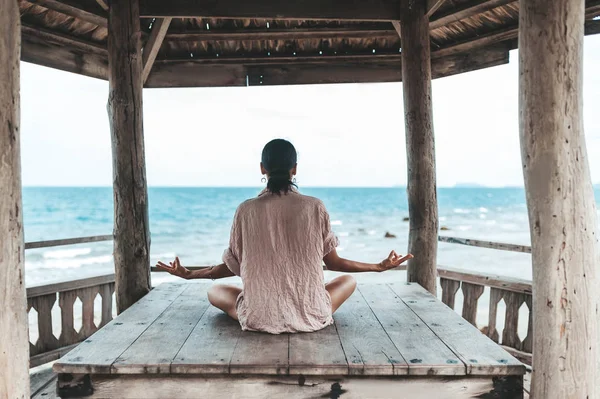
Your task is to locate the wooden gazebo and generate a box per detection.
[1,0,599,397]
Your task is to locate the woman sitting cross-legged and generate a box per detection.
[156,139,413,334]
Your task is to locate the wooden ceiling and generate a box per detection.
[19,0,600,87]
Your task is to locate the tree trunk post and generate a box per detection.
[519,0,600,397]
[400,0,438,294]
[0,0,29,396]
[108,0,151,313]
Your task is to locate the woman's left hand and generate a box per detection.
[376,251,413,272]
[156,256,191,279]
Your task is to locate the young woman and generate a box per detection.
[156,139,413,334]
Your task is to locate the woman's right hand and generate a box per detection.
[156,256,191,279]
[376,251,413,272]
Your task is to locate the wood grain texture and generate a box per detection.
[401,0,438,294]
[25,235,112,250]
[461,282,484,326]
[334,290,408,375]
[27,273,115,298]
[112,284,210,374]
[230,332,289,375]
[171,305,243,374]
[437,236,531,254]
[429,0,515,29]
[519,0,600,396]
[84,374,510,399]
[440,278,460,309]
[437,266,532,294]
[289,325,347,375]
[390,283,525,376]
[53,283,188,374]
[0,0,28,394]
[27,0,108,27]
[359,284,464,375]
[108,0,152,313]
[487,288,503,343]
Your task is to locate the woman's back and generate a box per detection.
[224,188,338,334]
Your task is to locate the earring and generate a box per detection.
[261,176,267,183]
[292,177,297,183]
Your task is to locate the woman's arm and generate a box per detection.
[323,250,413,273]
[155,258,235,280]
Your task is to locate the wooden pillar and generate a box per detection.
[108,0,151,313]
[0,0,30,397]
[400,0,438,294]
[519,0,600,397]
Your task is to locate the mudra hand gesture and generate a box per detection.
[156,256,191,279]
[376,251,413,272]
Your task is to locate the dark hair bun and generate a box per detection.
[261,139,298,195]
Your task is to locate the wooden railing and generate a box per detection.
[437,235,532,365]
[25,235,115,368]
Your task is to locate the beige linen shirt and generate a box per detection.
[222,187,339,334]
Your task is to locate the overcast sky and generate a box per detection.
[19,35,600,188]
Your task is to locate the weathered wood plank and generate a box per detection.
[520,0,600,395]
[58,290,78,346]
[501,291,525,350]
[21,25,107,56]
[30,343,79,368]
[112,284,211,374]
[99,283,114,328]
[24,235,112,250]
[0,5,28,394]
[108,0,152,313]
[401,0,438,294]
[30,365,57,396]
[334,290,408,375]
[139,0,401,21]
[486,288,503,342]
[82,373,518,399]
[427,0,447,17]
[461,282,484,326]
[230,332,289,375]
[53,283,188,374]
[289,324,347,375]
[31,294,59,355]
[359,284,465,375]
[437,266,532,294]
[171,305,243,374]
[389,282,525,375]
[28,273,115,299]
[79,286,99,338]
[21,35,108,81]
[166,27,398,41]
[438,236,531,254]
[440,278,460,309]
[142,17,172,83]
[75,376,523,399]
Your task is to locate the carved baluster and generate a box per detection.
[100,283,115,327]
[502,291,525,350]
[440,278,461,310]
[486,288,503,342]
[59,290,78,346]
[79,286,99,338]
[31,293,59,353]
[522,295,533,353]
[27,299,38,356]
[461,282,484,326]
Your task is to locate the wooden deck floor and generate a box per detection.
[53,281,525,398]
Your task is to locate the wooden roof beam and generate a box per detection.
[427,0,448,18]
[21,23,107,55]
[27,0,108,27]
[145,46,509,88]
[165,27,398,41]
[432,25,517,58]
[95,0,108,11]
[429,0,515,29]
[142,18,172,83]
[139,0,400,21]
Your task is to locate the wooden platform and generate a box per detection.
[53,281,525,398]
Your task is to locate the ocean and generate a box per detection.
[22,186,543,286]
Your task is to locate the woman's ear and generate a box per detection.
[291,164,298,176]
[260,162,268,175]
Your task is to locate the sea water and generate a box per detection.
[22,186,546,285]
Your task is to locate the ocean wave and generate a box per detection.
[338,232,350,237]
[479,207,489,213]
[43,248,92,259]
[331,220,343,226]
[152,252,177,260]
[27,255,112,270]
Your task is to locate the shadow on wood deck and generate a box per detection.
[48,282,525,398]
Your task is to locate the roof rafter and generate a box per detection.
[429,0,515,29]
[142,18,172,83]
[27,0,108,27]
[165,27,399,41]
